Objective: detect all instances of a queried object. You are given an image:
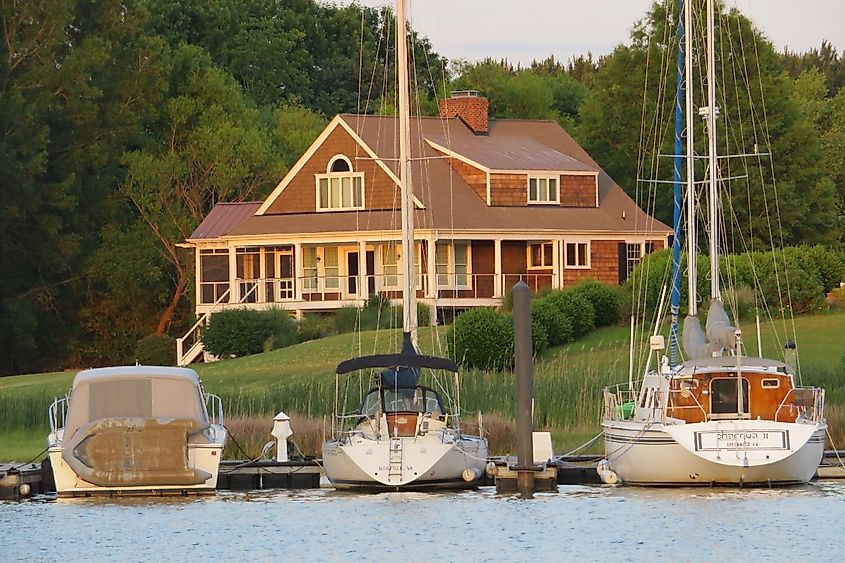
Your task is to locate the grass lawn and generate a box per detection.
[2,312,843,462]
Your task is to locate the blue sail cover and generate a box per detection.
[381,332,419,387]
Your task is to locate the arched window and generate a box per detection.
[329,156,351,173]
[317,155,364,211]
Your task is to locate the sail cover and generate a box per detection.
[682,315,709,360]
[705,299,739,352]
[682,300,739,360]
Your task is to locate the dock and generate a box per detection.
[217,459,322,490]
[3,452,844,499]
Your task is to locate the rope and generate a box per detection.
[9,446,49,470]
[825,427,845,471]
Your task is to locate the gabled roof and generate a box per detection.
[188,114,671,240]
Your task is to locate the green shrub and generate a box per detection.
[135,333,176,366]
[531,298,573,345]
[204,308,298,357]
[545,289,595,339]
[531,316,549,354]
[571,278,621,327]
[299,313,337,341]
[762,267,826,314]
[447,307,514,370]
[334,306,361,334]
[802,245,845,293]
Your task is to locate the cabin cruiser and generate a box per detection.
[48,366,226,496]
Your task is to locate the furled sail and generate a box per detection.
[705,299,738,352]
[682,315,709,360]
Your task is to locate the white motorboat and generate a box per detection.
[321,0,488,490]
[48,366,227,496]
[599,0,826,486]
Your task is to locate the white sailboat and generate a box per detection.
[320,0,489,490]
[599,0,826,486]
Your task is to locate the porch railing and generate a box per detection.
[198,272,556,307]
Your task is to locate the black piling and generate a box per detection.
[494,281,557,495]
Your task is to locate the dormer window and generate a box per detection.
[316,155,364,211]
[528,175,558,204]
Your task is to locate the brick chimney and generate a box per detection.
[438,90,489,134]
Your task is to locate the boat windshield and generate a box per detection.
[360,386,445,416]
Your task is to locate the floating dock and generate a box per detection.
[3,452,844,499]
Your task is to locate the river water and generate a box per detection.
[3,482,845,561]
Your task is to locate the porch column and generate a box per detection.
[494,239,502,298]
[294,242,303,301]
[358,240,367,302]
[193,246,202,308]
[257,247,267,303]
[552,239,561,289]
[427,237,437,299]
[558,240,566,289]
[228,246,239,303]
[426,237,438,325]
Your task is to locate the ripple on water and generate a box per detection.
[2,482,844,561]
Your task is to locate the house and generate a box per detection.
[178,91,670,364]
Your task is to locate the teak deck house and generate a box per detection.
[179,92,670,364]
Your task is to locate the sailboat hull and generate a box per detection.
[602,419,826,486]
[322,435,488,490]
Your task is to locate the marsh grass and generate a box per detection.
[222,414,326,460]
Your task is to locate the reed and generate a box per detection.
[222,413,327,460]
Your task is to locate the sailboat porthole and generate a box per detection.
[762,379,780,388]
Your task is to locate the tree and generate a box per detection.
[0,0,162,374]
[142,0,448,116]
[118,44,285,335]
[578,0,841,247]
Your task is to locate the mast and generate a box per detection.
[396,0,417,346]
[685,0,697,317]
[705,0,720,301]
[669,0,685,367]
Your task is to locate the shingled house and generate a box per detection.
[178,91,670,364]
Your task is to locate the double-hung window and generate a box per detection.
[528,175,559,204]
[565,241,589,268]
[316,155,364,211]
[436,242,470,288]
[528,242,554,269]
[380,243,400,288]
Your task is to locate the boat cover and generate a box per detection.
[60,367,212,487]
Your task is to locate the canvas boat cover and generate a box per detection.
[61,366,212,487]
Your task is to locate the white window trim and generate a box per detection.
[327,154,353,172]
[378,242,424,291]
[315,172,365,212]
[436,242,472,290]
[526,241,554,270]
[564,240,591,269]
[527,174,560,205]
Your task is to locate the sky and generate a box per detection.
[331,0,845,66]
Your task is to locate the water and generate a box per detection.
[3,482,845,561]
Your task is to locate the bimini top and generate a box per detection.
[64,366,208,442]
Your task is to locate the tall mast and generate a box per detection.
[669,0,685,366]
[705,0,720,301]
[685,0,697,317]
[396,0,417,345]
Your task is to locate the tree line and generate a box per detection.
[0,0,842,375]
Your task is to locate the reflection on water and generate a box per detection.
[3,482,845,561]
